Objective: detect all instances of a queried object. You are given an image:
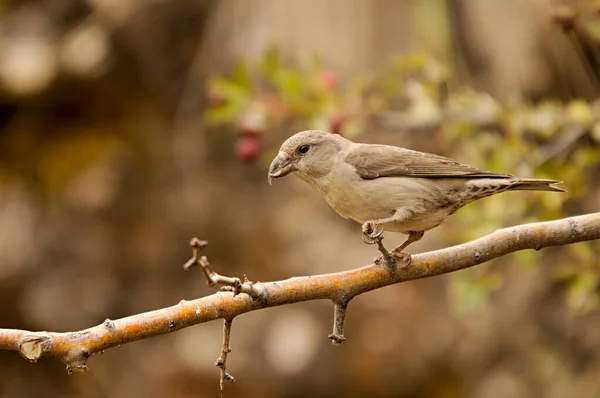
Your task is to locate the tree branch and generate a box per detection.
[1,213,599,374]
[215,318,235,395]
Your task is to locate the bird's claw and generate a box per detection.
[391,250,411,269]
[362,221,383,245]
[374,251,411,268]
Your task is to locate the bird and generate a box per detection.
[267,130,565,266]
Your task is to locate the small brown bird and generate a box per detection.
[268,130,564,265]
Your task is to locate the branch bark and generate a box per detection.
[1,213,599,373]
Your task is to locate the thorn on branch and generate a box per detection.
[66,361,88,374]
[65,348,90,374]
[216,319,235,395]
[184,238,264,299]
[328,301,349,346]
[473,249,482,263]
[103,318,115,330]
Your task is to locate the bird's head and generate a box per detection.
[268,130,345,185]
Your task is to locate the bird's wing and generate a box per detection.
[345,144,512,180]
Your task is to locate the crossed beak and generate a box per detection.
[268,153,295,185]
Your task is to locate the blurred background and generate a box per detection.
[0,0,599,397]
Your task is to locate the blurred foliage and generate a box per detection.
[552,1,600,39]
[205,49,600,313]
[206,48,388,137]
[1,1,600,396]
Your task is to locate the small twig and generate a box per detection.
[184,238,262,298]
[183,238,211,280]
[328,301,349,345]
[215,319,235,396]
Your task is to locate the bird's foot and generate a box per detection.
[374,250,411,269]
[362,221,383,245]
[391,249,411,269]
[373,254,392,266]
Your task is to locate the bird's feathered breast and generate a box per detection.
[344,144,513,180]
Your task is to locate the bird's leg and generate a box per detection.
[361,209,412,245]
[392,230,424,253]
[361,221,394,265]
[362,209,414,267]
[390,231,424,268]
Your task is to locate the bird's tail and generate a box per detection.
[509,178,566,193]
[464,178,565,202]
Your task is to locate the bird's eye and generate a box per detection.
[298,145,309,154]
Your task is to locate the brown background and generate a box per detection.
[0,1,599,397]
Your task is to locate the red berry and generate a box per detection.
[235,134,261,162]
[207,92,226,108]
[551,7,576,32]
[330,114,345,135]
[319,70,338,90]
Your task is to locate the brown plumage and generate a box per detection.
[345,145,511,179]
[268,130,564,263]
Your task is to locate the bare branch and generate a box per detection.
[184,238,263,298]
[215,319,235,396]
[0,213,599,373]
[328,301,349,345]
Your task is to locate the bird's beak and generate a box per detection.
[268,153,295,185]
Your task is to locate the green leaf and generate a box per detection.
[395,52,430,74]
[566,99,594,128]
[450,271,503,314]
[205,102,243,125]
[231,61,252,90]
[261,47,282,80]
[273,69,304,102]
[566,271,599,314]
[296,50,322,75]
[209,76,251,105]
